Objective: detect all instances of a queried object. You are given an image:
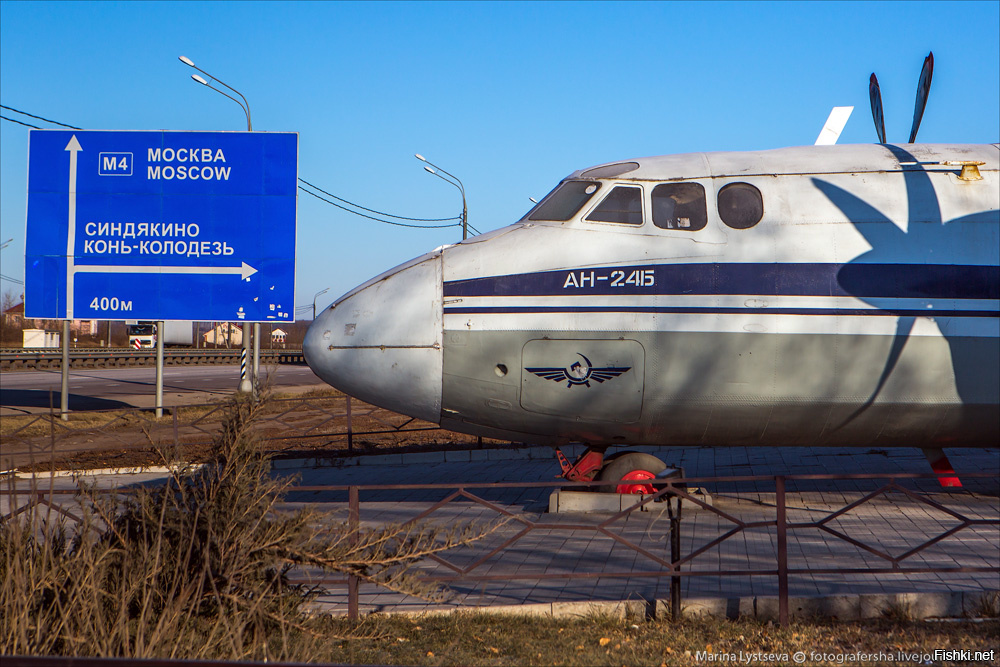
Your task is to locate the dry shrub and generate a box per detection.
[1,391,499,660]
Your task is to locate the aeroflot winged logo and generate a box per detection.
[526,354,631,388]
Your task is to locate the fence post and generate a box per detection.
[173,411,179,447]
[668,486,682,620]
[348,485,360,619]
[776,475,789,627]
[346,396,354,453]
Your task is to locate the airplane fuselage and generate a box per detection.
[304,143,1000,450]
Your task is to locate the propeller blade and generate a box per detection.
[869,73,886,144]
[908,51,934,143]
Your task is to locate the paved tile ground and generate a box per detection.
[3,445,997,615]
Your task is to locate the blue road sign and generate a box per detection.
[25,130,297,322]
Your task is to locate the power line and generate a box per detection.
[0,273,25,286]
[0,104,81,129]
[299,186,461,230]
[1,114,41,129]
[3,104,477,234]
[299,178,460,223]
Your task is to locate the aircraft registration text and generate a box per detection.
[563,269,655,289]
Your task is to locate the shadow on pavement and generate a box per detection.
[1,388,134,412]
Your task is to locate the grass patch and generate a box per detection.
[280,612,1000,666]
[271,386,344,399]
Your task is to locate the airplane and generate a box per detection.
[304,53,998,491]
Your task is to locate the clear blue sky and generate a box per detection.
[2,0,998,317]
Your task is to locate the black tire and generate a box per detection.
[597,452,667,493]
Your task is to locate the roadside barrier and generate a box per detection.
[0,347,305,370]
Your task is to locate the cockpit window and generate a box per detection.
[718,182,764,229]
[528,180,602,221]
[585,185,644,225]
[651,182,707,231]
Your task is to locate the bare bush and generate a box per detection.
[1,391,499,660]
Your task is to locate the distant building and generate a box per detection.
[202,322,243,347]
[70,319,98,336]
[3,303,94,337]
[3,302,26,327]
[270,328,287,346]
[23,328,60,348]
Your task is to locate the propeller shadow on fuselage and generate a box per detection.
[811,145,999,434]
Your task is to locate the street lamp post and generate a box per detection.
[179,57,252,131]
[313,287,330,319]
[415,154,467,240]
[180,55,257,395]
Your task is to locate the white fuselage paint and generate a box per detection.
[305,143,999,449]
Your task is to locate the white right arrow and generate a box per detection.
[74,261,258,280]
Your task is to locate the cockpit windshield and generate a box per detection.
[527,180,602,221]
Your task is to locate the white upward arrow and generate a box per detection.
[65,135,82,319]
[75,261,259,280]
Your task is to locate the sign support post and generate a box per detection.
[155,321,164,419]
[252,322,261,396]
[60,320,70,421]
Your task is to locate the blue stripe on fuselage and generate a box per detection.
[442,305,998,317]
[442,263,1000,301]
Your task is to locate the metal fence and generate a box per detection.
[4,470,996,627]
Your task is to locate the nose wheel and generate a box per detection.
[597,452,668,494]
[558,448,670,494]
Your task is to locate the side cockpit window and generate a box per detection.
[528,181,602,221]
[585,185,644,225]
[652,182,707,231]
[718,182,764,229]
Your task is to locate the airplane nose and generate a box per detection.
[303,253,443,423]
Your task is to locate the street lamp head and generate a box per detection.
[424,166,436,175]
[191,74,209,86]
[178,56,195,67]
[414,154,426,162]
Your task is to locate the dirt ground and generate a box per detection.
[1,388,512,472]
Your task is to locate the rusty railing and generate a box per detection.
[4,471,996,627]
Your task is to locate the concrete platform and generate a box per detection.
[547,488,713,513]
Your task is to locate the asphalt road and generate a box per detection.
[0,364,326,415]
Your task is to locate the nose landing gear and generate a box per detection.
[557,447,669,494]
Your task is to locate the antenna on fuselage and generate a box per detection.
[868,51,934,144]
